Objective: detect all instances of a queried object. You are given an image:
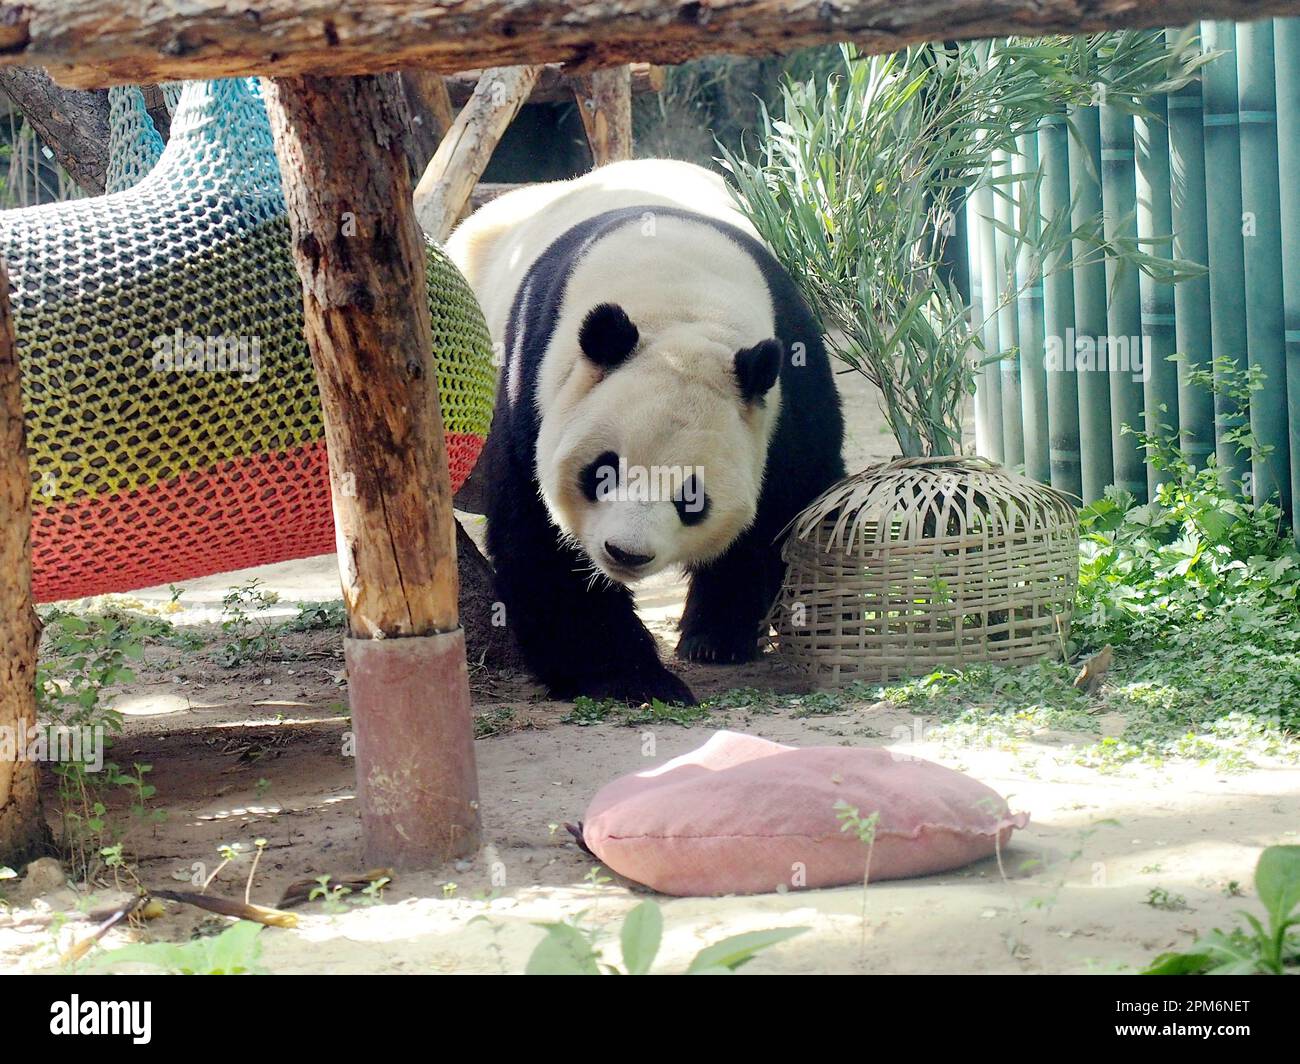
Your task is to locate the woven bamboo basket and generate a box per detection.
[773,456,1079,685]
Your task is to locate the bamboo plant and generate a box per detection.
[721,32,1210,460]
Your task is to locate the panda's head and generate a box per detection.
[535,301,782,584]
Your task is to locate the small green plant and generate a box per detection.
[1145,887,1188,912]
[216,580,282,668]
[283,600,346,632]
[474,706,518,738]
[563,696,713,727]
[1144,846,1300,975]
[116,762,162,827]
[525,900,807,975]
[788,691,855,718]
[836,801,881,949]
[35,609,165,882]
[562,696,619,726]
[90,919,265,974]
[309,875,354,913]
[359,876,391,906]
[623,699,713,727]
[701,687,785,714]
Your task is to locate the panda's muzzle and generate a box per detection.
[603,541,656,573]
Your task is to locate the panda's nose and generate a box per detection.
[605,541,656,570]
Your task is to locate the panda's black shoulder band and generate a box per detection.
[579,303,640,369]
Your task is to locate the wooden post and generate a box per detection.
[263,73,479,868]
[572,66,633,166]
[413,64,541,243]
[0,258,45,868]
[400,69,456,173]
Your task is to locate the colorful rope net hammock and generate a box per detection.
[0,78,496,603]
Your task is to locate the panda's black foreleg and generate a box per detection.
[496,549,696,705]
[487,476,696,705]
[677,530,785,664]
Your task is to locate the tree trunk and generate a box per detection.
[9,0,1289,88]
[0,258,46,869]
[413,64,541,244]
[0,68,108,194]
[264,73,479,867]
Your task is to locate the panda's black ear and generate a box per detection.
[734,339,782,403]
[579,303,639,369]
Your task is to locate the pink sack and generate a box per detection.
[581,731,1028,896]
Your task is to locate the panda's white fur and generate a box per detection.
[449,161,778,582]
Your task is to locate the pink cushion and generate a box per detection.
[582,731,1028,896]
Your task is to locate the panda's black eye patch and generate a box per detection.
[580,451,620,502]
[674,475,710,526]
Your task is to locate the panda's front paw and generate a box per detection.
[568,667,697,707]
[676,627,760,665]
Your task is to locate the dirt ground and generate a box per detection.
[3,375,1298,975]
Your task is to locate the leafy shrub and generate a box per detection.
[1144,846,1300,975]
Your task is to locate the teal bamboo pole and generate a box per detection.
[1275,16,1300,541]
[1069,104,1114,504]
[965,189,992,458]
[975,177,1005,463]
[1201,19,1251,491]
[1166,33,1216,473]
[993,147,1024,468]
[1236,19,1290,511]
[1100,104,1148,502]
[1134,95,1180,499]
[1040,113,1082,498]
[947,189,971,305]
[1015,131,1049,483]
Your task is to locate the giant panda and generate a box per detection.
[447,159,844,705]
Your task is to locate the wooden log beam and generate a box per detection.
[263,73,479,867]
[445,62,663,107]
[573,66,633,165]
[414,64,541,244]
[0,258,46,868]
[469,181,525,212]
[0,68,108,193]
[5,1,1299,88]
